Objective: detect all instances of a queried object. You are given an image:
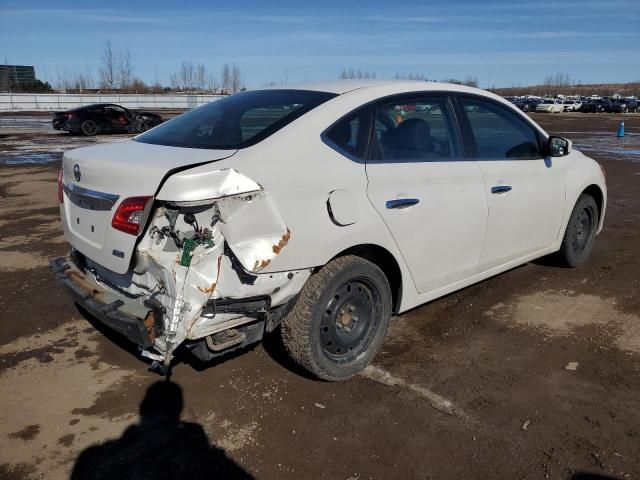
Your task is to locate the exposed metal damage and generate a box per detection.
[64,169,310,369]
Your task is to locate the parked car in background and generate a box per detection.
[52,80,606,381]
[581,100,608,113]
[563,100,582,112]
[53,103,164,136]
[512,98,532,112]
[610,99,633,113]
[536,99,564,113]
[625,99,639,113]
[526,98,543,112]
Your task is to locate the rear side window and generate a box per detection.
[370,96,459,162]
[135,89,336,149]
[324,110,367,159]
[460,97,542,160]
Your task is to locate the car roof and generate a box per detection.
[68,103,123,111]
[265,79,488,95]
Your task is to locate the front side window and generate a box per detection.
[370,96,458,161]
[135,89,336,149]
[460,97,542,160]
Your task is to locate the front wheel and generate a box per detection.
[558,194,599,267]
[280,255,392,381]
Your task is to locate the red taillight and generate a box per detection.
[111,196,152,235]
[57,169,64,203]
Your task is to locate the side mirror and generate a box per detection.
[548,136,572,157]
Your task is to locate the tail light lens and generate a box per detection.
[111,196,153,235]
[57,169,64,203]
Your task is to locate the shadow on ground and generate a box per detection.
[70,381,253,480]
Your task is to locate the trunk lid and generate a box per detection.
[61,139,236,274]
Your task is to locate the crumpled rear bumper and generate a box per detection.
[49,257,154,348]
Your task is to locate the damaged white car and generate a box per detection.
[51,81,606,380]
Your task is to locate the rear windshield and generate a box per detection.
[134,89,336,149]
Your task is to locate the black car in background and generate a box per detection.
[53,103,164,136]
[580,100,609,113]
[610,98,638,113]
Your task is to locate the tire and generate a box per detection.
[558,194,599,267]
[280,255,392,381]
[80,120,98,136]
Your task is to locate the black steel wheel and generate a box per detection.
[80,120,98,136]
[558,194,599,267]
[320,278,382,363]
[281,255,392,381]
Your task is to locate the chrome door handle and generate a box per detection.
[491,185,512,194]
[386,198,420,209]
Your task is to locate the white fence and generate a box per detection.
[0,93,225,111]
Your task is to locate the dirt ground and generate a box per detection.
[0,113,639,480]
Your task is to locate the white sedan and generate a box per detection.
[52,80,606,380]
[536,98,565,113]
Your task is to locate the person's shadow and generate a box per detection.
[71,381,253,480]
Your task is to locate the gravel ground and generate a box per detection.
[0,113,639,480]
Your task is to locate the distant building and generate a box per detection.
[0,65,36,91]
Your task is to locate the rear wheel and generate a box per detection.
[281,255,392,381]
[558,194,599,267]
[80,120,98,136]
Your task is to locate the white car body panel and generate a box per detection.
[54,80,607,366]
[477,158,565,269]
[366,160,488,294]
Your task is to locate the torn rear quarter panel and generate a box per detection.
[91,168,310,362]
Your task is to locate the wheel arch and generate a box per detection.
[330,244,403,314]
[581,184,604,226]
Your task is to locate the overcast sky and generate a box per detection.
[1,0,639,88]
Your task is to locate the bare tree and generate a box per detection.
[130,78,147,93]
[463,75,478,88]
[100,41,116,91]
[395,72,428,80]
[339,68,376,79]
[117,48,133,90]
[221,63,231,94]
[195,64,207,91]
[169,72,180,90]
[207,73,220,93]
[179,60,196,92]
[231,64,242,93]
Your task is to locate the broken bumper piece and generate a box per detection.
[50,257,154,348]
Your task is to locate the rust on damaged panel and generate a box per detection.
[272,228,291,255]
[197,256,222,294]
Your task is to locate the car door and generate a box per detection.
[364,94,488,294]
[104,105,131,132]
[456,95,565,271]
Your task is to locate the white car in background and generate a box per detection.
[536,98,564,113]
[51,80,606,380]
[563,100,581,112]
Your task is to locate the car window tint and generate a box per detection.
[460,98,541,160]
[239,104,303,142]
[135,90,336,150]
[370,97,457,161]
[325,111,364,159]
